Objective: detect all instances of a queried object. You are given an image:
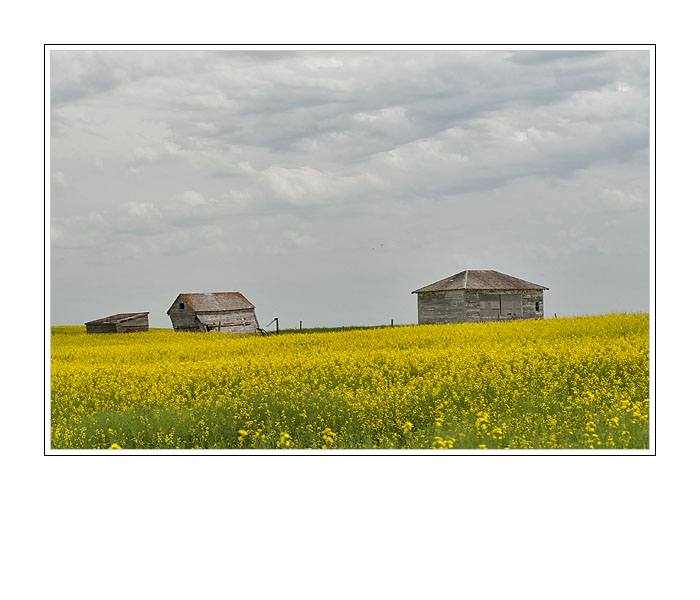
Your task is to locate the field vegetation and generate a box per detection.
[50,313,649,450]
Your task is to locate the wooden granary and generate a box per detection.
[412,270,548,324]
[85,312,149,333]
[167,292,259,334]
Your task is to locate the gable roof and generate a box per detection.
[412,270,548,293]
[167,292,255,314]
[85,312,149,325]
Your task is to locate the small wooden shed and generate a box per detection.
[85,312,149,333]
[412,270,548,324]
[167,292,259,334]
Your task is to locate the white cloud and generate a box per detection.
[259,165,384,207]
[134,146,158,161]
[178,191,207,206]
[221,190,254,212]
[284,230,314,248]
[262,166,336,205]
[123,202,161,218]
[52,171,66,187]
[599,187,645,208]
[234,161,255,174]
[304,55,343,71]
[164,141,181,155]
[371,133,469,175]
[196,121,216,133]
[353,112,378,123]
[355,106,406,123]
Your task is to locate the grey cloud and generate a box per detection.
[51,52,124,105]
[51,49,650,327]
[506,50,609,65]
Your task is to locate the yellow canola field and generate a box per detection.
[51,313,649,450]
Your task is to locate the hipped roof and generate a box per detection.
[412,270,548,293]
[167,292,255,314]
[85,312,149,325]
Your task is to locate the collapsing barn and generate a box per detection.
[85,312,149,333]
[412,270,548,324]
[167,292,259,334]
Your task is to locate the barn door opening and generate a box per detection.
[479,293,500,320]
[499,294,522,319]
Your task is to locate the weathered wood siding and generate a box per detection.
[478,293,502,321]
[500,293,522,318]
[465,291,481,322]
[477,290,523,321]
[197,308,259,334]
[169,298,259,334]
[418,289,544,324]
[169,299,201,332]
[86,323,118,334]
[417,290,467,324]
[521,290,544,319]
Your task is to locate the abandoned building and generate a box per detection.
[412,270,548,324]
[167,292,259,334]
[85,312,149,333]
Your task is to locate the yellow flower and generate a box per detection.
[50,313,649,451]
[109,443,121,449]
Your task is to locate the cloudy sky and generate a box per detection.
[50,49,650,328]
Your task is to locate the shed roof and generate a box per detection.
[85,312,149,325]
[167,292,255,314]
[412,270,548,293]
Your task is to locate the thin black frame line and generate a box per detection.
[45,43,656,48]
[653,46,657,456]
[44,47,47,456]
[46,451,655,457]
[44,44,656,456]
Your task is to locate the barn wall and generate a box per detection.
[521,290,544,319]
[168,299,201,332]
[465,291,481,322]
[418,289,545,324]
[197,309,259,334]
[473,290,523,321]
[476,289,545,321]
[86,323,117,334]
[417,290,467,324]
[478,292,502,321]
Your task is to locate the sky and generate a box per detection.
[50,48,650,328]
